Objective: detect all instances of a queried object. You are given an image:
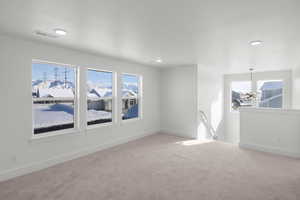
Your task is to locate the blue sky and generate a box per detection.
[122,74,138,85]
[32,63,75,83]
[32,63,138,86]
[87,71,138,86]
[87,70,112,87]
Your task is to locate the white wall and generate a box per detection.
[224,70,292,143]
[240,108,300,158]
[197,66,225,140]
[0,34,160,180]
[160,65,198,139]
[292,68,300,109]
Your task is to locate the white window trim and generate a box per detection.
[230,79,287,113]
[31,59,79,140]
[121,73,143,123]
[31,128,81,140]
[85,68,116,130]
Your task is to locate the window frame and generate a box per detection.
[121,73,143,123]
[31,59,79,139]
[230,78,288,113]
[86,68,116,129]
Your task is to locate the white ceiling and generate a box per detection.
[0,0,300,72]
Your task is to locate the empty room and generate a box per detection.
[1,0,300,199]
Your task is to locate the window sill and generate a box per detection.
[230,110,240,113]
[86,122,113,131]
[29,128,81,142]
[121,117,141,124]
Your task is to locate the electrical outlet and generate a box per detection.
[11,155,17,163]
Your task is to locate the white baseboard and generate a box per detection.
[160,128,196,139]
[239,143,300,158]
[0,131,158,182]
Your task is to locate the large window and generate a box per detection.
[87,70,113,125]
[122,74,140,120]
[231,81,252,111]
[257,80,283,108]
[32,61,77,135]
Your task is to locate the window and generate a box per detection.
[32,61,77,135]
[87,70,113,125]
[122,74,140,120]
[231,81,252,111]
[257,80,283,108]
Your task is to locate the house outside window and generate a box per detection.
[122,74,141,120]
[87,69,114,126]
[231,81,252,111]
[256,80,283,108]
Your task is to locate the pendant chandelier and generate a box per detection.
[245,68,257,106]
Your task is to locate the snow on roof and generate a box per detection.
[38,88,74,98]
[89,88,112,98]
[87,93,99,98]
[260,81,283,91]
[122,89,137,98]
[32,80,74,89]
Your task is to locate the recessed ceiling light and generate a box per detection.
[249,40,263,46]
[35,30,58,38]
[156,58,162,63]
[54,28,67,36]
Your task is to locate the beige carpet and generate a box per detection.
[1,134,300,200]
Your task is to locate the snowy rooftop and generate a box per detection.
[33,79,138,99]
[38,88,74,98]
[122,89,137,98]
[89,88,112,98]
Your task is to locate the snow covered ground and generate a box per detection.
[34,104,74,129]
[87,109,112,122]
[33,103,112,129]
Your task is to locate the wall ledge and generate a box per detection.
[239,107,300,115]
[239,142,300,159]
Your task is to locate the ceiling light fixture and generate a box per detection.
[156,58,162,63]
[249,40,263,46]
[245,67,257,106]
[54,28,67,36]
[35,30,58,38]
